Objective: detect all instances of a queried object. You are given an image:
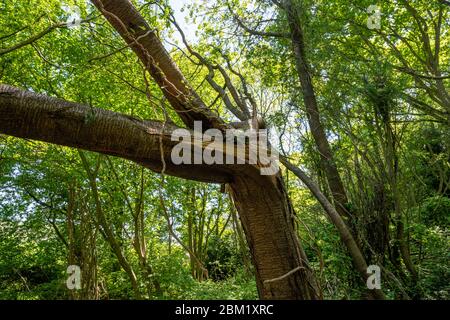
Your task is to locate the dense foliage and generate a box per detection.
[0,0,448,300]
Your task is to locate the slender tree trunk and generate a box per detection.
[230,175,321,299]
[230,203,253,275]
[66,183,78,300]
[383,114,417,280]
[133,168,163,296]
[79,151,142,299]
[284,0,350,222]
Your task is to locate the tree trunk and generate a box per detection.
[91,0,224,130]
[230,174,320,299]
[79,151,141,299]
[284,0,350,221]
[91,0,324,299]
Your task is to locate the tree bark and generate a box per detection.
[0,84,231,184]
[90,0,321,298]
[79,151,141,299]
[230,175,321,299]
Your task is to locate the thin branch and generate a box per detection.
[264,266,303,285]
[0,17,95,56]
[227,3,289,39]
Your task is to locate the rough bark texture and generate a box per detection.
[0,85,231,183]
[282,1,387,298]
[90,0,321,299]
[230,175,320,299]
[0,0,325,300]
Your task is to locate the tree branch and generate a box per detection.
[227,3,289,39]
[0,18,94,56]
[0,84,235,183]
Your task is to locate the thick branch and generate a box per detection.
[0,84,234,183]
